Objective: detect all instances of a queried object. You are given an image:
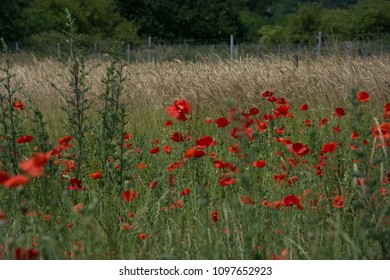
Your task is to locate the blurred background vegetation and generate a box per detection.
[0,0,389,52]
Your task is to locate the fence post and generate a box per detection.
[57,42,61,60]
[317,32,322,59]
[277,44,281,59]
[158,43,162,63]
[364,43,369,58]
[211,44,215,64]
[230,34,234,63]
[148,36,152,63]
[127,44,131,64]
[15,42,19,62]
[380,43,384,58]
[93,42,98,59]
[256,45,260,60]
[70,44,74,60]
[347,42,353,60]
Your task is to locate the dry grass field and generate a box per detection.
[14,56,390,110]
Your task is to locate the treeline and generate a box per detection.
[0,0,389,48]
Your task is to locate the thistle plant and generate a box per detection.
[52,10,92,178]
[0,39,24,174]
[97,44,128,187]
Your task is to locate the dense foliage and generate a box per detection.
[0,0,389,46]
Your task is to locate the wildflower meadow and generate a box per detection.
[0,20,389,260]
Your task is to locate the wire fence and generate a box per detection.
[6,33,390,63]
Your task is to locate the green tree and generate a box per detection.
[0,0,30,42]
[258,25,285,47]
[115,0,246,41]
[349,0,390,38]
[285,3,323,44]
[320,8,351,38]
[22,0,139,43]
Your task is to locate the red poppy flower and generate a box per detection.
[89,170,102,179]
[257,121,268,132]
[184,147,206,158]
[267,95,277,102]
[123,133,131,142]
[290,143,310,157]
[321,142,337,153]
[14,247,39,260]
[300,104,308,111]
[170,131,188,142]
[350,144,360,151]
[0,171,9,184]
[220,174,237,186]
[230,127,244,139]
[137,162,147,170]
[211,210,219,223]
[17,135,33,144]
[62,159,75,172]
[163,145,172,153]
[2,175,29,189]
[138,233,150,240]
[164,121,173,127]
[263,114,273,122]
[148,181,158,189]
[261,90,274,97]
[68,178,84,191]
[122,190,139,202]
[282,194,304,210]
[195,136,216,148]
[253,160,267,168]
[249,107,259,115]
[332,196,345,208]
[333,107,346,118]
[372,122,390,139]
[59,135,73,146]
[245,127,255,140]
[357,91,370,103]
[287,176,298,186]
[320,118,328,126]
[351,131,359,140]
[277,137,292,147]
[167,99,192,121]
[180,188,191,196]
[214,117,230,128]
[282,194,298,206]
[171,199,184,209]
[333,125,341,133]
[20,152,52,177]
[150,146,160,154]
[277,98,288,105]
[167,161,183,172]
[271,248,288,260]
[304,119,311,126]
[241,195,255,205]
[274,104,291,117]
[13,100,24,110]
[384,103,390,116]
[228,143,241,154]
[273,125,284,135]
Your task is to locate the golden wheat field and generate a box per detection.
[14,56,390,111]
